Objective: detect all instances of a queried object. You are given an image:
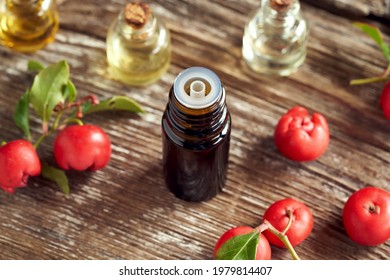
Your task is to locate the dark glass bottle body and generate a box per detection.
[162,67,231,202]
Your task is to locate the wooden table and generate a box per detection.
[0,0,389,260]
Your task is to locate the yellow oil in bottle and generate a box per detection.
[106,36,171,86]
[0,0,59,52]
[106,2,171,86]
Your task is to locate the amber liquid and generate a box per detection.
[106,13,171,86]
[162,88,231,202]
[0,0,59,52]
[107,48,171,86]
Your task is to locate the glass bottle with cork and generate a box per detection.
[0,0,59,52]
[242,0,308,76]
[106,2,171,86]
[162,67,231,202]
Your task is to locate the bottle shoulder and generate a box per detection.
[162,108,231,150]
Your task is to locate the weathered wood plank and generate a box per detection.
[0,0,389,260]
[302,0,390,19]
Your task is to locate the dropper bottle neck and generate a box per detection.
[163,67,230,149]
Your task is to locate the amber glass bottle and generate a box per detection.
[162,67,231,202]
[0,0,59,52]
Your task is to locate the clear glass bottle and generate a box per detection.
[106,2,171,86]
[0,0,59,52]
[162,67,231,202]
[242,0,308,76]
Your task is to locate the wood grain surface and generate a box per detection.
[303,0,390,19]
[0,0,389,260]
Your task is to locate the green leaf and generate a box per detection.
[13,90,31,141]
[64,80,77,103]
[382,44,390,63]
[215,230,260,260]
[27,60,45,72]
[353,22,383,47]
[41,164,70,194]
[83,96,145,115]
[353,22,390,62]
[29,60,70,124]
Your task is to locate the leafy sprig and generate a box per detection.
[350,22,390,85]
[215,214,300,260]
[13,60,145,193]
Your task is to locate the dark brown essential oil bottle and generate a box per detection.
[162,67,231,202]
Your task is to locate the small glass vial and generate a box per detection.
[106,2,171,86]
[162,67,231,202]
[242,0,308,76]
[0,0,59,52]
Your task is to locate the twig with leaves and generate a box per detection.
[11,60,144,194]
[350,22,390,85]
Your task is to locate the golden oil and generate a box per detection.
[162,67,231,202]
[106,2,171,86]
[0,0,59,52]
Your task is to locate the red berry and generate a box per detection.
[54,125,111,171]
[343,186,390,246]
[0,140,41,193]
[274,106,330,162]
[380,81,390,119]
[263,198,314,247]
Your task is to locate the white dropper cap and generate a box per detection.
[190,80,206,98]
[173,67,222,109]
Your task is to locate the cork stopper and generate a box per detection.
[124,2,151,29]
[270,0,293,11]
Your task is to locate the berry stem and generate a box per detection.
[34,132,49,150]
[282,210,293,235]
[350,76,388,85]
[263,219,301,260]
[350,64,390,85]
[33,95,92,149]
[256,223,270,234]
[64,118,84,126]
[33,110,65,150]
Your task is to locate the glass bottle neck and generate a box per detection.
[6,0,49,6]
[164,86,229,150]
[261,0,301,27]
[4,0,55,13]
[118,10,157,41]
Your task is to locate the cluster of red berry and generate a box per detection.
[214,187,390,260]
[0,60,142,194]
[213,105,389,259]
[212,28,390,257]
[0,125,111,194]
